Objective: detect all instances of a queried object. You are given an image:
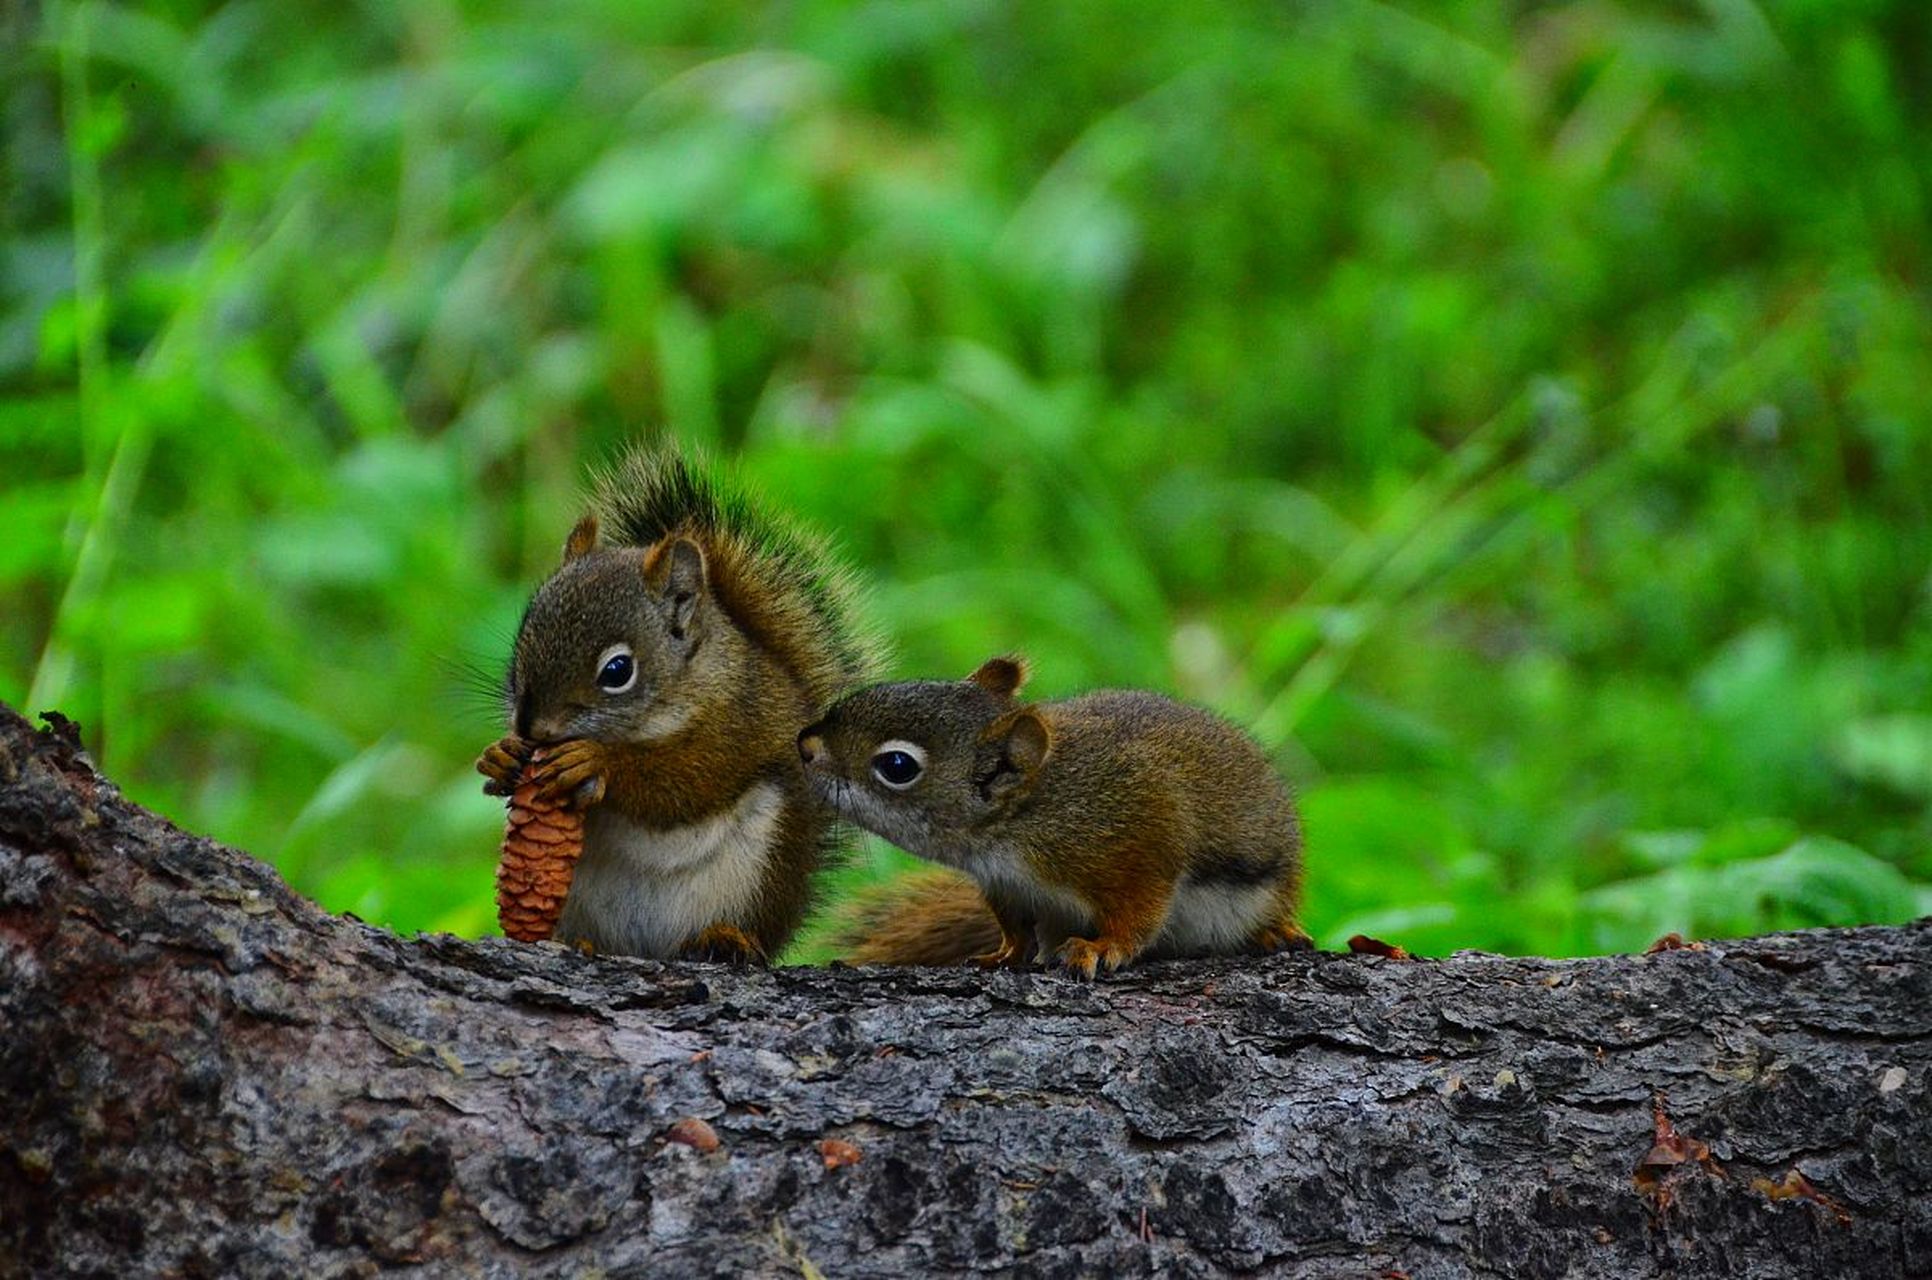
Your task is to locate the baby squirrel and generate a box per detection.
[798,656,1307,978]
[476,446,880,961]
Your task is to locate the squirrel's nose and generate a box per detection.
[797,732,824,766]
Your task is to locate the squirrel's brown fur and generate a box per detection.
[477,444,880,961]
[827,869,1002,966]
[800,657,1307,977]
[583,448,879,708]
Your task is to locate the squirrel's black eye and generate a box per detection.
[870,740,926,789]
[595,647,636,693]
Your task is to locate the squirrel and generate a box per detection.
[476,445,881,962]
[797,656,1308,978]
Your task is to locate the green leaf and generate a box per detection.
[1832,716,1932,801]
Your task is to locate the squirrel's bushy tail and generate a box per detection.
[585,443,884,705]
[828,868,1000,966]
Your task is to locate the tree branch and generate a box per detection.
[1,704,1927,1277]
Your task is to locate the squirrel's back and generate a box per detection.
[1024,689,1301,866]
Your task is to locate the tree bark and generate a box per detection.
[1,704,1927,1279]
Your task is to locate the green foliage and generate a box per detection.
[4,0,1929,955]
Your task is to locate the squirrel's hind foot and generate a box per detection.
[1056,936,1132,981]
[968,940,1030,970]
[1253,922,1314,954]
[682,924,768,966]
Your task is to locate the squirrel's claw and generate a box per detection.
[682,923,767,965]
[1253,922,1314,954]
[527,740,608,810]
[969,941,1028,970]
[477,735,533,796]
[1056,937,1129,981]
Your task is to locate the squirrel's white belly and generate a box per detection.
[558,782,786,957]
[963,847,1275,960]
[1154,880,1276,956]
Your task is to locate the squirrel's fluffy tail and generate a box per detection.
[829,868,999,966]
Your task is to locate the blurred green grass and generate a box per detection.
[3,0,1930,956]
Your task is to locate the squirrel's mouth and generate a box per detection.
[805,771,874,827]
[801,768,848,813]
[805,773,943,863]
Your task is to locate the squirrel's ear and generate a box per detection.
[981,706,1051,799]
[644,536,707,638]
[966,655,1029,700]
[562,515,600,563]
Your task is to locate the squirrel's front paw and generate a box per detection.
[527,739,609,809]
[1056,936,1130,981]
[682,924,767,965]
[476,734,534,796]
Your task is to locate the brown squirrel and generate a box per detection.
[798,657,1307,978]
[476,445,881,961]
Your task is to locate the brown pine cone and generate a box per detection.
[496,764,585,943]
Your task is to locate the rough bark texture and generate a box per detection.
[2,704,1928,1279]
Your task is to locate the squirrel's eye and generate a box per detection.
[595,645,637,693]
[870,740,926,790]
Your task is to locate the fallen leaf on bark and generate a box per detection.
[818,1139,862,1170]
[1633,1094,1723,1212]
[1751,1169,1851,1226]
[1348,935,1412,961]
[665,1117,721,1154]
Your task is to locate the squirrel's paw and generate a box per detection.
[682,924,767,965]
[968,939,1028,970]
[476,734,534,796]
[1253,922,1314,954]
[527,739,609,809]
[1056,937,1130,981]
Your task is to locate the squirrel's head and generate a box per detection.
[796,656,1050,860]
[505,515,717,745]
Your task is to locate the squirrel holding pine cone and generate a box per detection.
[477,446,882,962]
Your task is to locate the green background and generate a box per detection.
[4,1,1930,957]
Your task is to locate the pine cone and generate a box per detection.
[496,767,585,943]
